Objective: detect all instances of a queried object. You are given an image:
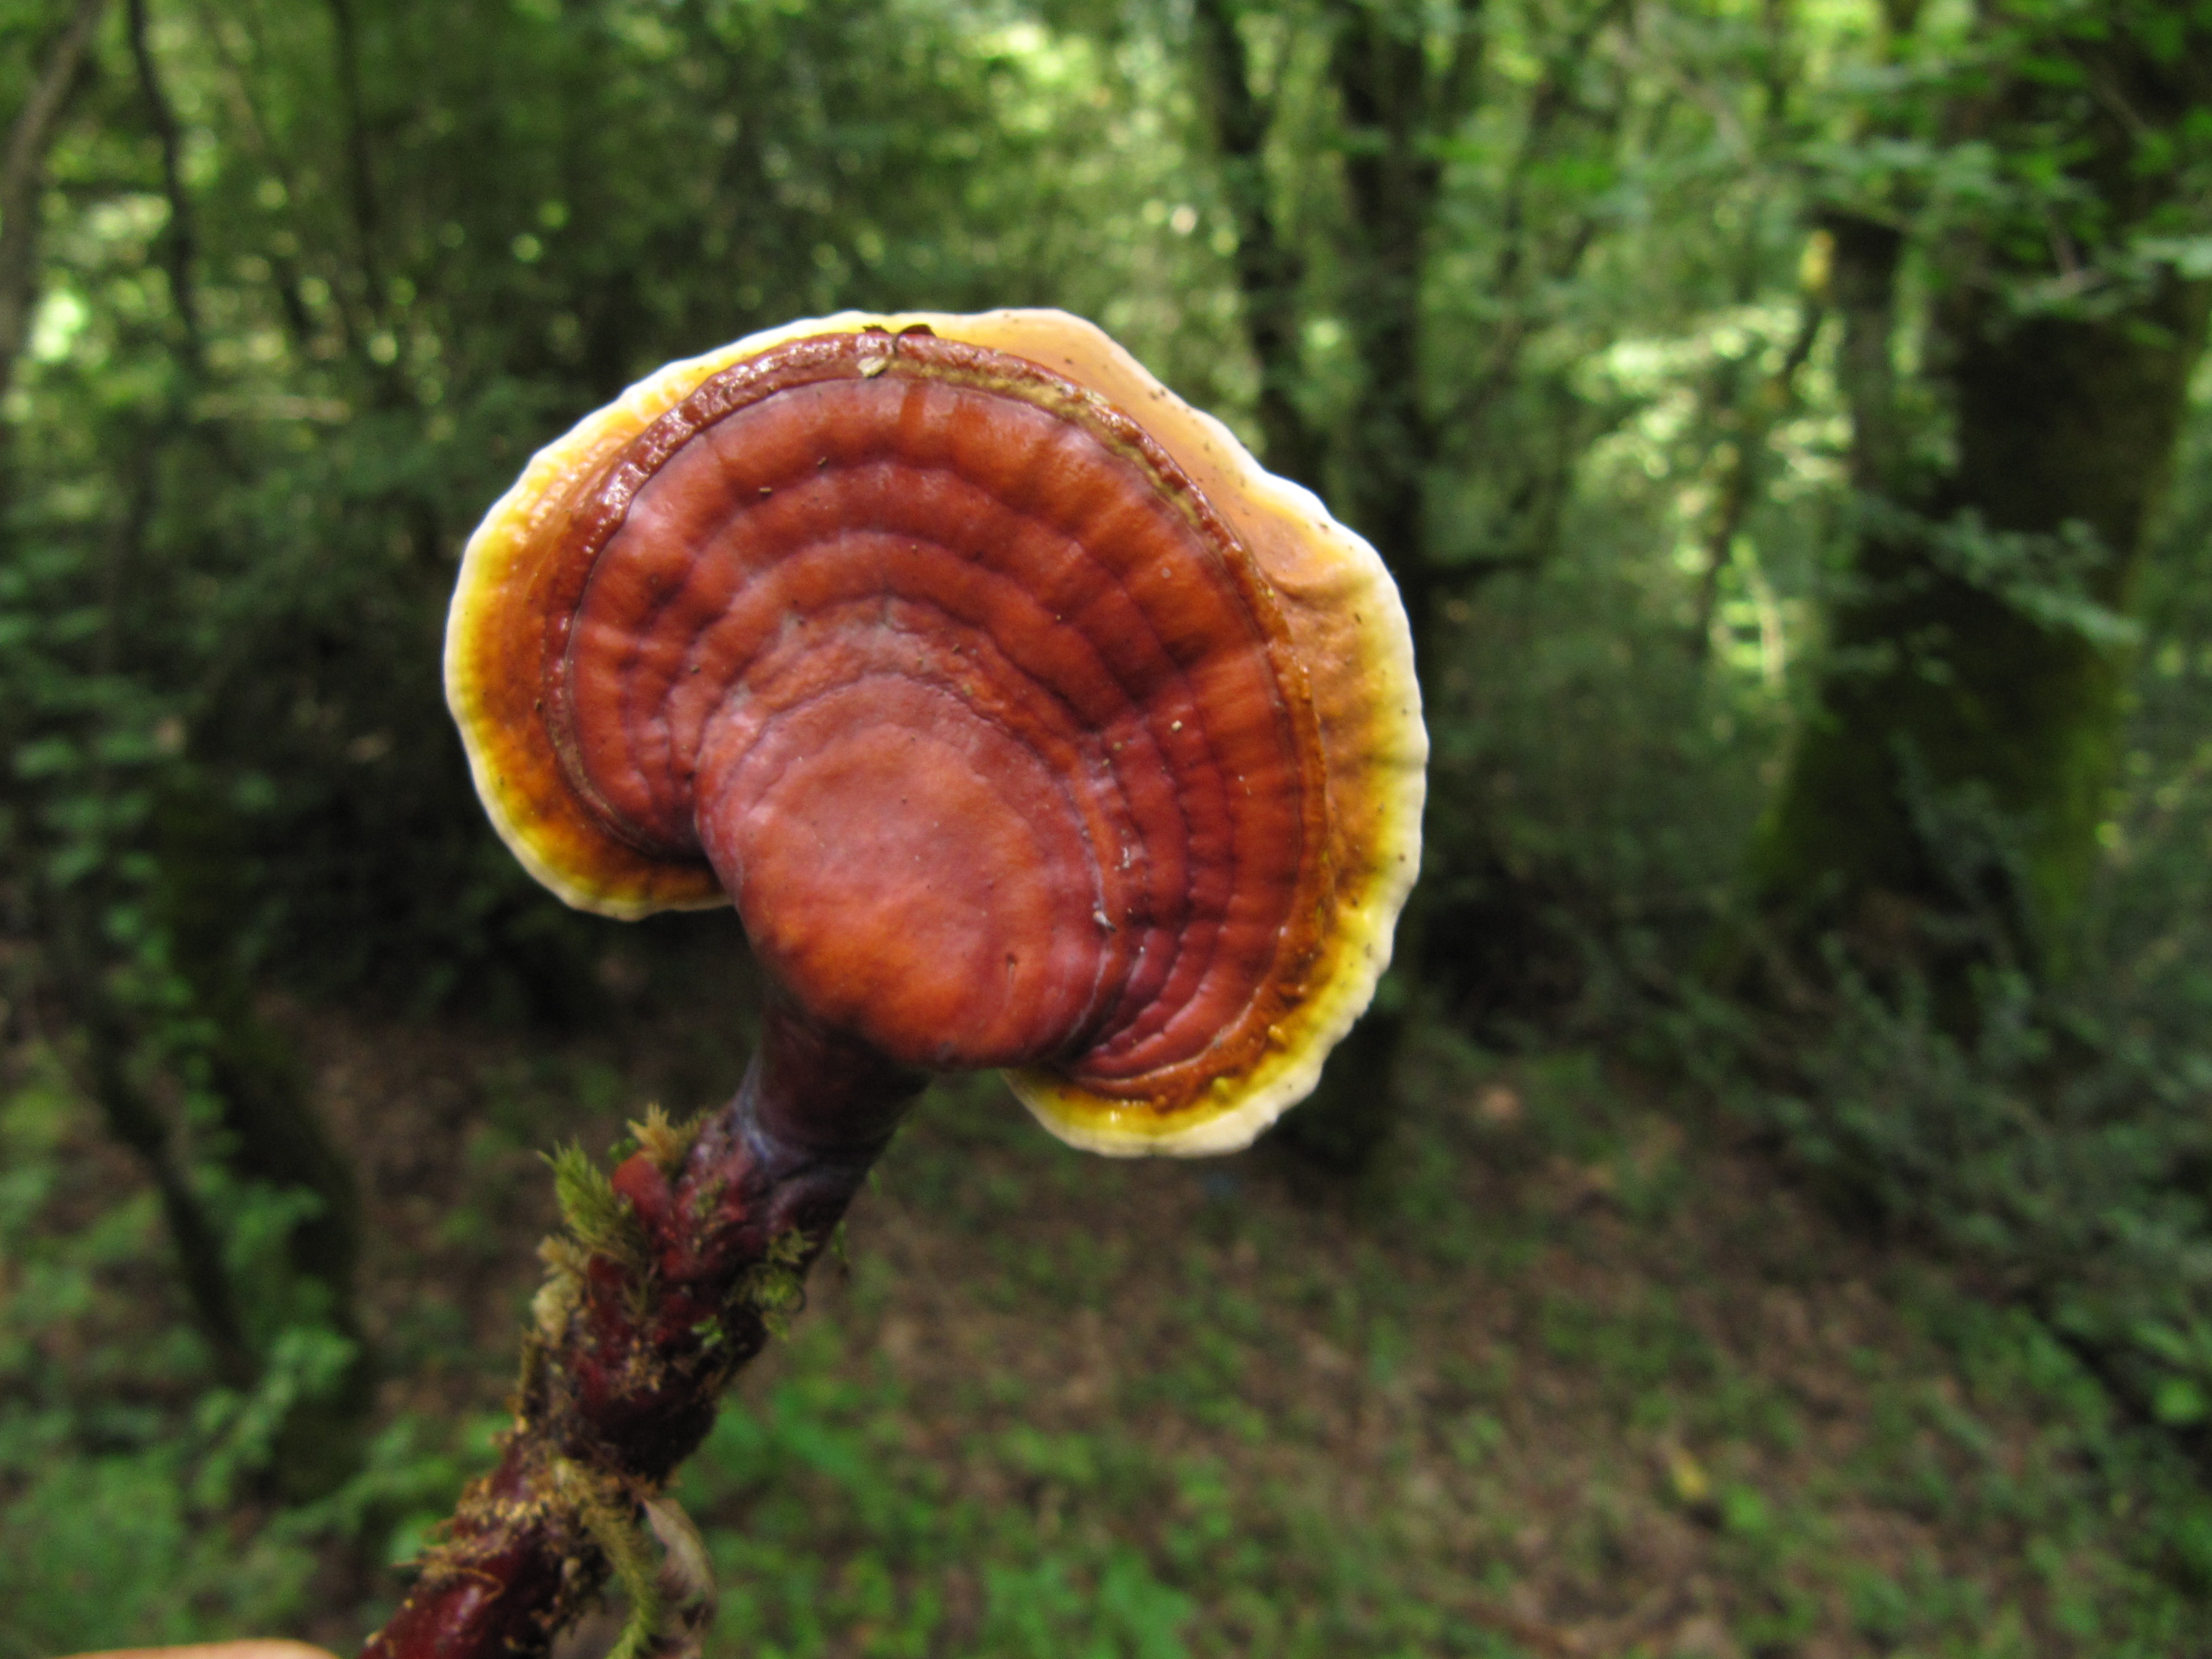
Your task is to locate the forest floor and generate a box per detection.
[3,933,2202,1658]
[279,947,2203,1659]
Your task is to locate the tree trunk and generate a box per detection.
[1323,0,1462,647]
[155,783,380,1500]
[1755,277,2210,980]
[1189,0,1326,493]
[1753,9,2212,991]
[0,0,110,419]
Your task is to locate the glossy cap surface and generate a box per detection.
[448,310,1424,1153]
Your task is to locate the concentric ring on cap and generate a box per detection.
[447,310,1425,1155]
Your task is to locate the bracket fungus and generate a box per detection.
[451,308,1422,1150]
[372,310,1422,1659]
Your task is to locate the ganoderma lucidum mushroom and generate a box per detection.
[367,310,1423,1659]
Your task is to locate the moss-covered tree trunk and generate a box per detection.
[1756,276,2209,975]
[1753,4,2212,993]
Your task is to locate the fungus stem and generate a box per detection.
[360,1000,925,1659]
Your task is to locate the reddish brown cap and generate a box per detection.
[448,310,1424,1153]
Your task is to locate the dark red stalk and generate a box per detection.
[361,997,924,1659]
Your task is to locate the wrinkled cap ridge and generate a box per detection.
[447,309,1425,1155]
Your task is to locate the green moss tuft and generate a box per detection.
[739,1229,811,1340]
[546,1142,647,1272]
[628,1103,705,1174]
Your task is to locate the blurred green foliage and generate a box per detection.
[0,1046,509,1654]
[5,0,2212,1650]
